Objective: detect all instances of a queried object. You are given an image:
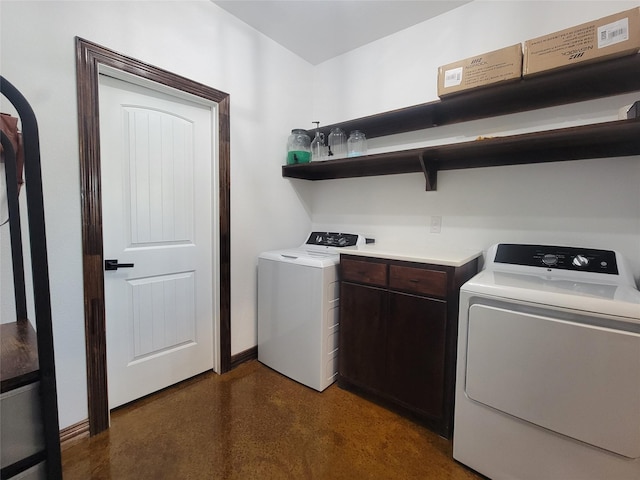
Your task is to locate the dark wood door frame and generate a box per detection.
[75,37,231,435]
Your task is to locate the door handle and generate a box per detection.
[104,259,135,271]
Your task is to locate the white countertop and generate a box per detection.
[341,243,483,267]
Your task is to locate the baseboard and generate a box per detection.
[229,346,257,370]
[59,419,90,450]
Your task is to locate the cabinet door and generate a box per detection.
[387,292,447,419]
[338,282,387,391]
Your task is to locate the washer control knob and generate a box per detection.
[572,255,589,268]
[542,254,558,266]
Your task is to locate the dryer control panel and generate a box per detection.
[494,244,618,275]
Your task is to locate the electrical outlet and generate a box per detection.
[430,215,442,234]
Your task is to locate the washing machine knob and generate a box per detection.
[542,254,558,266]
[572,255,589,268]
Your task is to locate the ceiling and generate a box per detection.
[212,1,472,65]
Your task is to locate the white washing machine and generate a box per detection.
[454,243,640,480]
[258,232,365,391]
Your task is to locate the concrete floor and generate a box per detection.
[62,360,483,479]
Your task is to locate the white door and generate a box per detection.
[99,73,216,408]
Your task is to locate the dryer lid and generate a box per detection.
[463,269,640,322]
[258,248,340,268]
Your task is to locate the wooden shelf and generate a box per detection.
[310,54,640,140]
[283,118,640,190]
[283,54,640,190]
[1,322,39,393]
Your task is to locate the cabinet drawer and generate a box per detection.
[389,265,447,297]
[341,258,387,287]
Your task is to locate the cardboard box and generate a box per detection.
[437,44,523,97]
[523,8,640,76]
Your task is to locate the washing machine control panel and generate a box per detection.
[306,232,361,248]
[494,244,618,274]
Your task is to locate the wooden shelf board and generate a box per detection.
[309,54,640,140]
[284,54,640,192]
[282,119,640,189]
[284,55,640,190]
[1,321,40,393]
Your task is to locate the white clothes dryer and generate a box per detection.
[454,243,640,480]
[258,232,365,391]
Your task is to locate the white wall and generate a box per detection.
[308,0,640,280]
[0,0,313,429]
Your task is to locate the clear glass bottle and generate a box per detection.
[286,129,311,164]
[310,130,327,162]
[347,130,367,157]
[328,127,347,159]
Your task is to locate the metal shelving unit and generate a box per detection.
[1,76,62,480]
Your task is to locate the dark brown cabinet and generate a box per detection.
[387,292,447,419]
[338,254,478,438]
[339,282,387,392]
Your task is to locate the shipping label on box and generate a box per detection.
[523,7,640,76]
[437,44,523,97]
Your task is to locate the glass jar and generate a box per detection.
[328,127,347,159]
[347,130,367,157]
[310,130,327,162]
[286,129,311,165]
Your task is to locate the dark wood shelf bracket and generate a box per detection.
[418,153,437,191]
